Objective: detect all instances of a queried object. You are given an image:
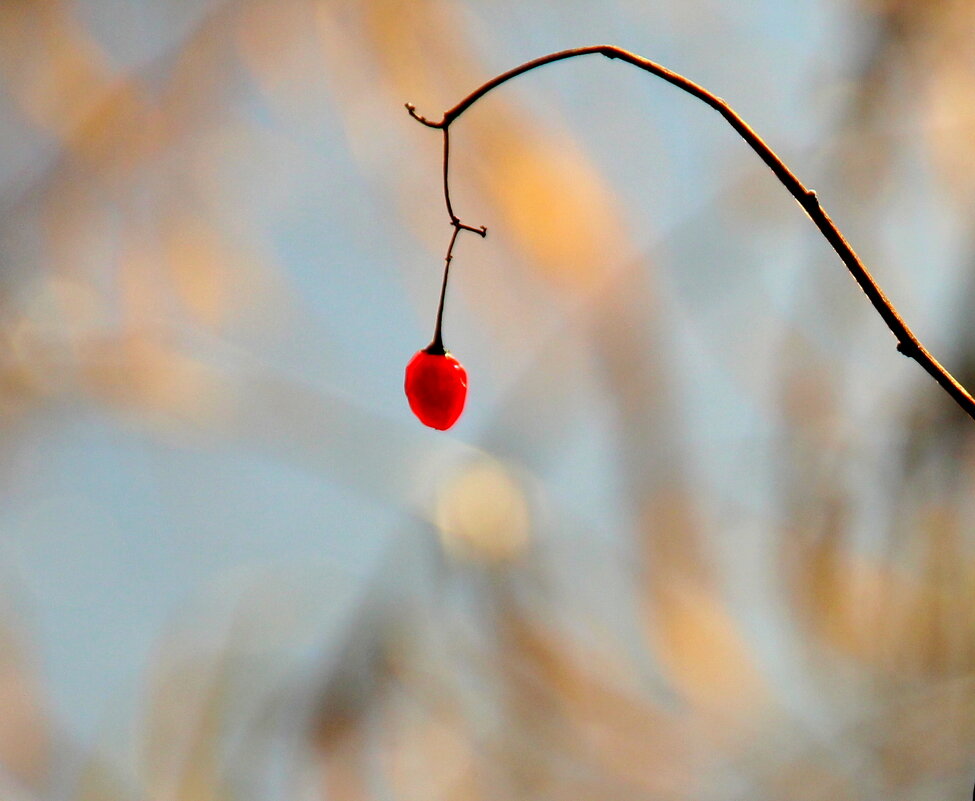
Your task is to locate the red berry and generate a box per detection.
[405,349,468,430]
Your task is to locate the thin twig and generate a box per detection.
[426,223,461,355]
[406,45,975,421]
[409,118,486,354]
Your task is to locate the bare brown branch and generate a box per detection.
[407,44,975,422]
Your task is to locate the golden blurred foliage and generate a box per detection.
[435,458,531,564]
[319,0,631,292]
[0,622,48,789]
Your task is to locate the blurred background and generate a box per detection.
[2,0,975,799]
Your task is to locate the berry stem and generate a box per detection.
[421,126,487,356]
[406,45,975,423]
[425,223,460,355]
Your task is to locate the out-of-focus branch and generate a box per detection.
[406,44,975,422]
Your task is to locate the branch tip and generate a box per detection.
[454,221,488,237]
[405,103,442,128]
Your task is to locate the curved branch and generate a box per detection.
[406,44,975,421]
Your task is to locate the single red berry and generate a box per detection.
[405,349,468,430]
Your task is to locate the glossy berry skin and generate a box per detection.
[405,349,468,430]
